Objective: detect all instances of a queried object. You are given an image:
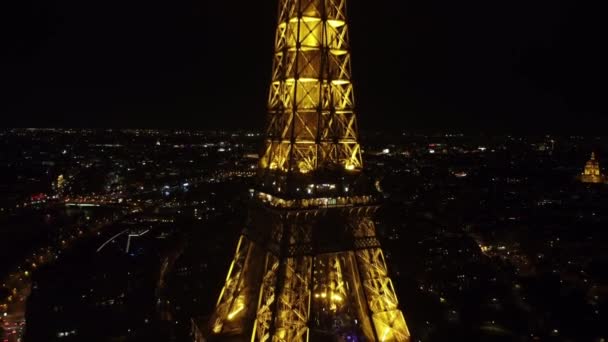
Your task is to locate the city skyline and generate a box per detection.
[2,128,607,341]
[1,0,607,341]
[3,0,607,132]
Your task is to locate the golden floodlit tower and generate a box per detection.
[204,0,410,341]
[580,152,606,184]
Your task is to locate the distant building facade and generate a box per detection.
[580,152,606,184]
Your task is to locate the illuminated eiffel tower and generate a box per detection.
[205,0,410,341]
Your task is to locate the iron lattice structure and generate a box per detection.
[259,0,362,178]
[204,1,410,341]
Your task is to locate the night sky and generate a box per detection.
[3,0,607,132]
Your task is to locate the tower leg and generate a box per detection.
[355,248,410,342]
[353,218,410,342]
[210,235,265,339]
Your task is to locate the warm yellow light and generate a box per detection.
[331,293,343,302]
[212,322,223,334]
[345,164,355,171]
[227,304,245,320]
[285,77,318,84]
[298,161,312,174]
[327,19,346,27]
[288,16,322,23]
[330,49,348,56]
[381,327,391,342]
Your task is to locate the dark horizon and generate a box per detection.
[3,0,607,132]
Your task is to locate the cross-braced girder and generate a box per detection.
[260,0,363,176]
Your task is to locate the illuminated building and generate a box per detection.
[580,152,606,184]
[55,174,66,197]
[203,0,410,341]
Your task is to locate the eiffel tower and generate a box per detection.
[204,0,410,341]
